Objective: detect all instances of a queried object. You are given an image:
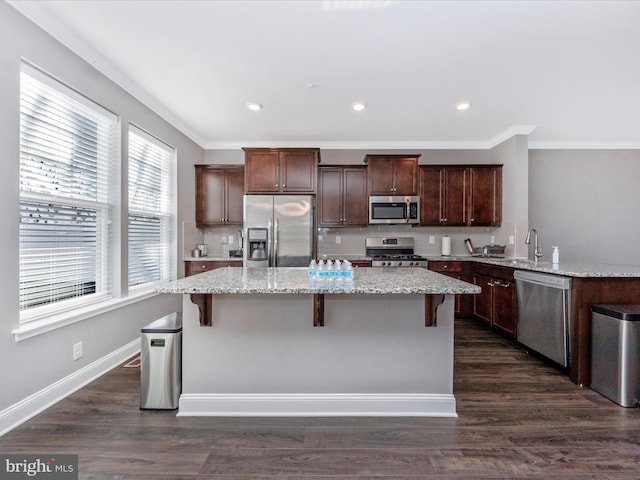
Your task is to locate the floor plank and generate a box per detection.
[1,317,639,479]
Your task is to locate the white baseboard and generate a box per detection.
[0,339,140,437]
[177,393,457,417]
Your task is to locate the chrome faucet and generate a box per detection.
[525,228,544,263]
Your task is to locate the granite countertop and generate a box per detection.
[425,255,640,278]
[184,255,640,278]
[156,267,481,295]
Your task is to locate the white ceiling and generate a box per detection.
[11,0,640,149]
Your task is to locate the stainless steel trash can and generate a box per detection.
[140,312,182,409]
[591,305,640,407]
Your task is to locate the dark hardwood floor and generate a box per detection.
[2,318,639,479]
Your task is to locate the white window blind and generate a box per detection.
[19,64,116,320]
[128,125,175,288]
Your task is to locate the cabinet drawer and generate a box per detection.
[185,260,242,276]
[428,261,463,273]
[351,260,372,268]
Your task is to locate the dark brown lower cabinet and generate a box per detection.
[472,269,516,338]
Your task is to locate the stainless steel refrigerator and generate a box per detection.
[243,195,315,268]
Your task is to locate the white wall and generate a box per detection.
[529,149,640,266]
[0,4,203,418]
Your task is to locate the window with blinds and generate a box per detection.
[128,126,175,288]
[19,64,116,319]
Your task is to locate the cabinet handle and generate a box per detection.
[283,184,286,188]
[487,282,495,287]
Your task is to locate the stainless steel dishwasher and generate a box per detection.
[514,270,571,367]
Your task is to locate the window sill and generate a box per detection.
[13,289,160,342]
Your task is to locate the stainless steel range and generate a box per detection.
[365,237,427,267]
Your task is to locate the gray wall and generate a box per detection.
[529,149,640,265]
[0,4,202,413]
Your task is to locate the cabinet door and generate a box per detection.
[472,274,493,325]
[469,166,502,226]
[196,167,225,226]
[419,167,443,225]
[367,157,395,194]
[281,151,317,193]
[342,167,368,226]
[392,157,419,195]
[492,279,516,337]
[225,167,245,225]
[442,167,468,226]
[317,168,344,227]
[245,151,280,193]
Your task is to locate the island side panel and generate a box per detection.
[180,293,455,416]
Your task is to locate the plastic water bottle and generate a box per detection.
[344,260,354,286]
[335,259,344,286]
[552,246,560,264]
[326,259,335,285]
[308,259,317,286]
[316,260,326,287]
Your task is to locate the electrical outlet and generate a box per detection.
[73,341,83,361]
[490,235,495,244]
[335,235,341,244]
[228,235,235,244]
[429,236,435,244]
[509,235,515,245]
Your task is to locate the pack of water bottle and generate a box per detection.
[308,259,354,287]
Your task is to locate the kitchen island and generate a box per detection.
[156,267,479,417]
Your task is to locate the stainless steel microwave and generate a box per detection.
[368,195,420,225]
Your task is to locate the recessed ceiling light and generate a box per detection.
[352,102,366,112]
[456,101,471,111]
[246,102,262,112]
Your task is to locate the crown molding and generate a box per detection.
[529,141,640,150]
[486,125,537,148]
[204,126,538,150]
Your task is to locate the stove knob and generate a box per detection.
[381,261,386,266]
[409,261,414,266]
[398,261,403,266]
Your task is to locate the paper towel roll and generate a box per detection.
[441,236,451,256]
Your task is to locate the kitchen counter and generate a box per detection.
[158,266,480,295]
[156,267,479,417]
[426,255,640,278]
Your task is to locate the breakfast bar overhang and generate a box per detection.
[156,267,480,417]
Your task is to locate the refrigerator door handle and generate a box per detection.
[274,217,279,267]
[267,218,273,267]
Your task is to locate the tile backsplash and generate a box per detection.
[185,223,514,260]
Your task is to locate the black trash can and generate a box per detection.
[140,312,182,409]
[591,305,640,407]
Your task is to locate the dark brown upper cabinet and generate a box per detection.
[318,166,368,227]
[364,154,420,196]
[195,165,244,227]
[419,165,502,227]
[469,166,502,227]
[243,148,319,194]
[420,166,468,226]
